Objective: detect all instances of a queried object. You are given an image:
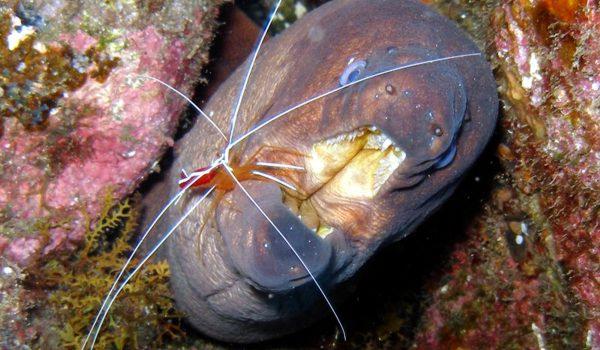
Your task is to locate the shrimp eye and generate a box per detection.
[340,59,367,86]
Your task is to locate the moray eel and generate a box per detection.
[142,0,498,343]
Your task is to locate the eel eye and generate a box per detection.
[340,59,367,86]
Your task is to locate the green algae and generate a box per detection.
[29,193,183,350]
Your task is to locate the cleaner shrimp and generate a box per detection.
[81,1,484,348]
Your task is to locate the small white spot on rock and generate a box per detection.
[294,2,307,18]
[33,41,46,53]
[529,53,542,80]
[520,222,528,235]
[522,76,533,89]
[531,323,547,350]
[150,160,160,173]
[8,26,36,51]
[515,234,524,245]
[586,328,594,348]
[111,99,125,120]
[122,150,136,158]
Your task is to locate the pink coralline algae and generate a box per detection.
[413,0,599,348]
[0,0,224,266]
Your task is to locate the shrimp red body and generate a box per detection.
[179,166,217,189]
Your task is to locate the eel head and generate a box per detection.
[161,0,498,343]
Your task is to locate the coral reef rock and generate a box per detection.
[0,0,224,266]
[413,0,598,348]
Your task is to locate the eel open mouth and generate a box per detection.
[282,126,406,239]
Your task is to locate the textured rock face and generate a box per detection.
[412,0,599,348]
[0,0,224,266]
[0,1,225,348]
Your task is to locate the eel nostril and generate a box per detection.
[385,84,396,95]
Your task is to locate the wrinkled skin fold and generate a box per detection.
[142,0,498,343]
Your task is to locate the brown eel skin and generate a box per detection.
[140,0,499,343]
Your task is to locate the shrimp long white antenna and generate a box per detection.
[80,190,184,350]
[87,186,216,350]
[138,74,228,141]
[251,170,297,191]
[81,165,219,350]
[178,159,223,185]
[256,161,305,171]
[222,165,347,341]
[227,52,481,151]
[227,0,283,151]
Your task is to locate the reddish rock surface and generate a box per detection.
[0,0,224,266]
[413,0,599,348]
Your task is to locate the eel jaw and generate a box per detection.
[282,126,407,239]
